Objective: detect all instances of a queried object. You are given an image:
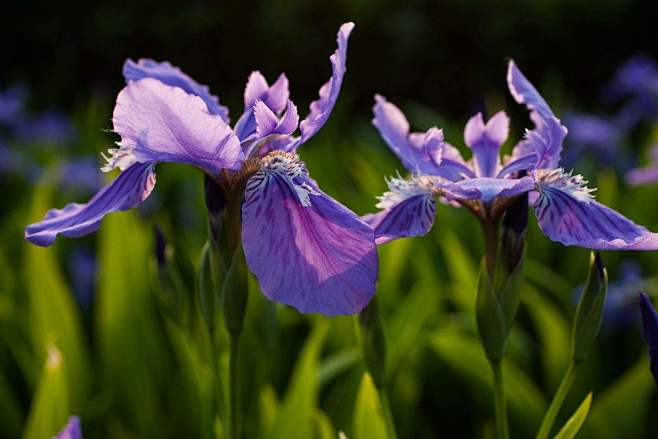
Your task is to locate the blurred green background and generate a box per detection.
[2,0,658,438]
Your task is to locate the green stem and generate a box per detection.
[535,362,578,439]
[492,361,509,439]
[379,387,399,439]
[229,333,241,439]
[482,219,500,279]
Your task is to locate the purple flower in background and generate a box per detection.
[639,293,658,384]
[607,55,658,102]
[25,23,377,316]
[366,60,658,251]
[626,144,658,186]
[0,84,27,125]
[15,111,76,145]
[53,416,82,439]
[562,112,629,169]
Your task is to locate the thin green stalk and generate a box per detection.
[492,361,509,439]
[379,387,399,439]
[535,362,578,439]
[229,333,241,439]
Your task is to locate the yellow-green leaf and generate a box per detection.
[353,373,389,439]
[554,393,592,439]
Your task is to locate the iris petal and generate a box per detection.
[241,156,377,316]
[108,78,243,175]
[443,176,534,203]
[123,58,230,123]
[364,194,436,245]
[639,293,658,384]
[533,170,658,250]
[25,162,156,246]
[464,111,509,177]
[54,416,83,439]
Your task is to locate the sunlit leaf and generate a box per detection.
[353,373,389,439]
[554,392,592,439]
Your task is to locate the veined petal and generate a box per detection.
[25,162,156,246]
[364,175,437,244]
[639,293,658,384]
[244,71,289,113]
[254,99,299,139]
[373,95,472,179]
[108,78,243,175]
[123,58,229,123]
[242,151,377,315]
[54,416,83,439]
[533,168,658,250]
[464,111,509,177]
[296,22,354,146]
[507,60,567,169]
[443,176,534,203]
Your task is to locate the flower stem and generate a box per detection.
[535,361,578,439]
[492,360,509,439]
[229,333,241,439]
[380,387,398,439]
[482,219,500,278]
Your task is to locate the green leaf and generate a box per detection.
[96,209,168,436]
[353,373,389,439]
[266,319,329,439]
[24,184,89,408]
[581,360,655,439]
[429,331,546,431]
[22,345,69,439]
[438,230,477,310]
[554,393,592,439]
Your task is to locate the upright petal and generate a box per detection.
[25,162,156,246]
[533,168,658,250]
[507,60,567,169]
[107,78,243,175]
[123,58,230,123]
[53,416,83,439]
[363,175,437,244]
[639,293,658,384]
[235,73,291,143]
[464,111,509,177]
[296,22,354,146]
[373,95,473,179]
[254,99,299,138]
[242,152,377,315]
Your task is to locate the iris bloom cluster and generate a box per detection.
[25,23,378,316]
[366,60,658,252]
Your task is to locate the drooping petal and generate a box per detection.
[507,60,567,169]
[372,95,473,179]
[53,416,83,439]
[242,152,377,315]
[533,168,658,250]
[25,162,156,246]
[464,111,509,177]
[107,78,243,175]
[123,58,230,123]
[364,175,436,245]
[639,293,658,384]
[443,176,534,203]
[295,22,354,146]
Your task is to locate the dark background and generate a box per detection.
[3,0,658,120]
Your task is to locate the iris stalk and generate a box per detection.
[535,362,578,439]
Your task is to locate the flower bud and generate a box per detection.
[204,175,226,250]
[639,293,658,384]
[222,245,249,336]
[572,252,608,363]
[500,192,528,274]
[476,260,508,362]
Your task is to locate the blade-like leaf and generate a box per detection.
[554,393,592,439]
[353,373,389,439]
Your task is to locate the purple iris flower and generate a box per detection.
[626,144,658,186]
[366,60,658,251]
[639,293,658,384]
[0,84,26,126]
[53,416,82,439]
[25,23,377,316]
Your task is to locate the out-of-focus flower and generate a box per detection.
[15,111,76,145]
[607,56,658,103]
[366,60,658,251]
[53,416,82,439]
[68,248,96,309]
[562,112,629,169]
[0,84,27,125]
[25,23,378,316]
[639,293,658,384]
[626,144,658,186]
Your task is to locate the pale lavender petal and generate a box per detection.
[244,71,289,113]
[498,152,537,178]
[533,169,658,250]
[123,58,229,123]
[626,165,658,186]
[372,95,472,179]
[507,60,567,169]
[108,78,243,175]
[53,416,82,439]
[25,162,156,246]
[443,176,534,203]
[363,194,436,245]
[242,154,377,315]
[296,22,354,146]
[464,111,509,177]
[639,293,658,384]
[254,99,299,139]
